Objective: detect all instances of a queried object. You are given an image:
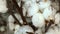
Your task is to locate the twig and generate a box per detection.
[45,20,54,32]
[12,0,28,25]
[6,0,22,26]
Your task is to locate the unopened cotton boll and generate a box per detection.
[0,0,8,13]
[43,7,56,21]
[14,24,20,31]
[32,13,45,28]
[55,13,60,24]
[14,25,34,34]
[27,3,39,17]
[35,28,42,34]
[38,0,51,11]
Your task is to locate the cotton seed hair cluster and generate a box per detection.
[0,0,60,34]
[21,0,60,34]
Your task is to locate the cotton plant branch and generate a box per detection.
[45,20,54,32]
[12,0,28,25]
[6,0,22,26]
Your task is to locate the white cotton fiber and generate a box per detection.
[27,3,39,17]
[22,0,32,16]
[38,0,51,11]
[35,28,42,34]
[8,15,15,31]
[32,13,45,28]
[14,25,34,34]
[55,13,60,24]
[43,7,56,20]
[0,0,8,13]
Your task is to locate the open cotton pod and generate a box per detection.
[35,28,42,34]
[0,0,8,13]
[22,0,39,17]
[55,13,60,24]
[27,3,39,17]
[43,7,56,21]
[14,24,21,34]
[38,0,51,11]
[14,25,34,34]
[32,13,45,28]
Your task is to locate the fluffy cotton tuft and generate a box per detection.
[43,7,56,20]
[32,13,45,28]
[0,0,8,13]
[8,15,15,31]
[14,24,21,34]
[55,13,60,24]
[27,3,39,17]
[22,0,32,16]
[38,0,51,11]
[14,25,34,34]
[35,28,42,34]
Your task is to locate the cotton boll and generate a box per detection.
[0,26,5,32]
[22,1,32,16]
[38,0,51,11]
[27,3,39,17]
[14,24,21,34]
[43,7,56,21]
[8,15,15,31]
[55,13,60,24]
[35,28,42,34]
[14,24,20,31]
[14,25,34,34]
[0,0,8,13]
[32,13,45,28]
